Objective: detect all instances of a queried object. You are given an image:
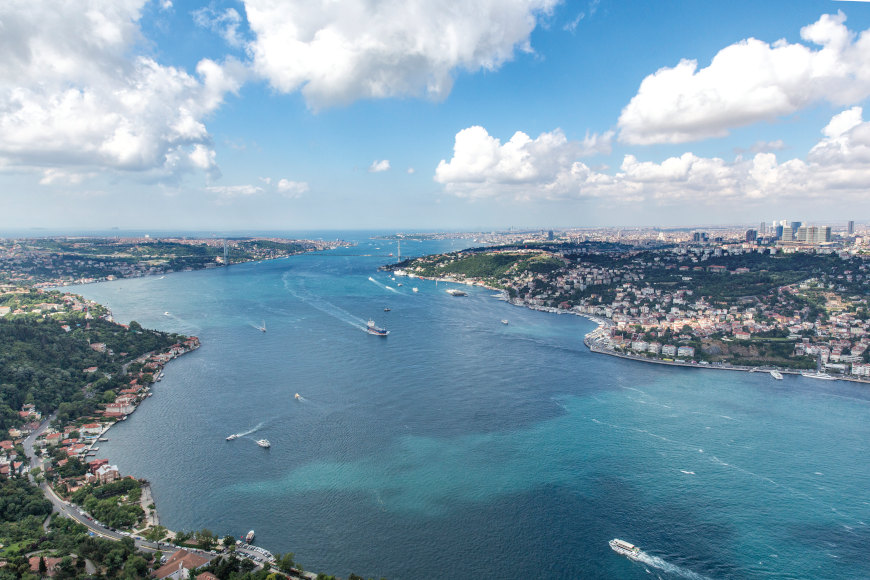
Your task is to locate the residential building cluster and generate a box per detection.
[397,237,870,377]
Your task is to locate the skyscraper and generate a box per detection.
[848,220,855,235]
[745,229,757,242]
[790,221,801,232]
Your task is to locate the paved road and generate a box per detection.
[20,417,286,572]
[21,416,177,555]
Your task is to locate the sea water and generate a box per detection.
[70,233,870,579]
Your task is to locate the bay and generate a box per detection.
[69,232,870,579]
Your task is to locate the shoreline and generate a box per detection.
[395,271,870,385]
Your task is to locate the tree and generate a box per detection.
[195,528,217,551]
[222,534,236,550]
[274,552,295,574]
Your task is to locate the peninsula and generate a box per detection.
[385,236,870,379]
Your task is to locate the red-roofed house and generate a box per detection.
[153,549,211,580]
[29,556,66,577]
[80,423,102,436]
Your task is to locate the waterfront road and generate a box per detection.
[21,416,189,556]
[20,417,288,573]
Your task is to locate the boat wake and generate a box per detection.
[368,276,400,293]
[233,422,265,438]
[632,551,711,580]
[283,276,369,332]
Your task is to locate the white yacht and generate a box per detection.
[770,370,783,380]
[801,371,837,381]
[257,439,271,448]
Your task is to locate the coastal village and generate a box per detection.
[0,239,348,579]
[390,227,870,380]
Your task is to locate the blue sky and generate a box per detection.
[2,0,870,231]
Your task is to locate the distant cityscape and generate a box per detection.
[389,219,863,250]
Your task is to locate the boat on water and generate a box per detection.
[801,371,837,381]
[770,370,783,380]
[259,321,266,333]
[384,307,391,312]
[366,319,389,336]
[294,393,301,400]
[446,288,467,296]
[501,319,509,325]
[609,539,641,560]
[226,434,239,441]
[246,530,255,543]
[412,287,418,292]
[257,439,271,448]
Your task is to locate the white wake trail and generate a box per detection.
[369,276,400,293]
[632,551,712,580]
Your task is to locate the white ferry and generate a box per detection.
[770,370,783,380]
[246,530,255,543]
[609,538,641,560]
[257,439,271,448]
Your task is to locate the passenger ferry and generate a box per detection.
[609,538,641,560]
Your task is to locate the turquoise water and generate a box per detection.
[71,234,870,579]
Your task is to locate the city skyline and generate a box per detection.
[3,1,870,231]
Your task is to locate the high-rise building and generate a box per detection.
[547,230,554,241]
[848,220,855,235]
[781,226,794,242]
[745,229,757,242]
[796,226,809,242]
[817,226,831,243]
[790,221,801,232]
[759,222,767,235]
[775,225,784,239]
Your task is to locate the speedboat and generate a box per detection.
[294,393,301,400]
[770,370,783,380]
[226,434,238,441]
[257,439,271,448]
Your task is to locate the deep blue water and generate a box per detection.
[70,233,870,580]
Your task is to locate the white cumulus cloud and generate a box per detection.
[193,5,246,47]
[618,11,870,145]
[277,178,310,197]
[0,0,246,179]
[434,126,611,198]
[369,159,391,173]
[243,0,559,108]
[436,110,870,205]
